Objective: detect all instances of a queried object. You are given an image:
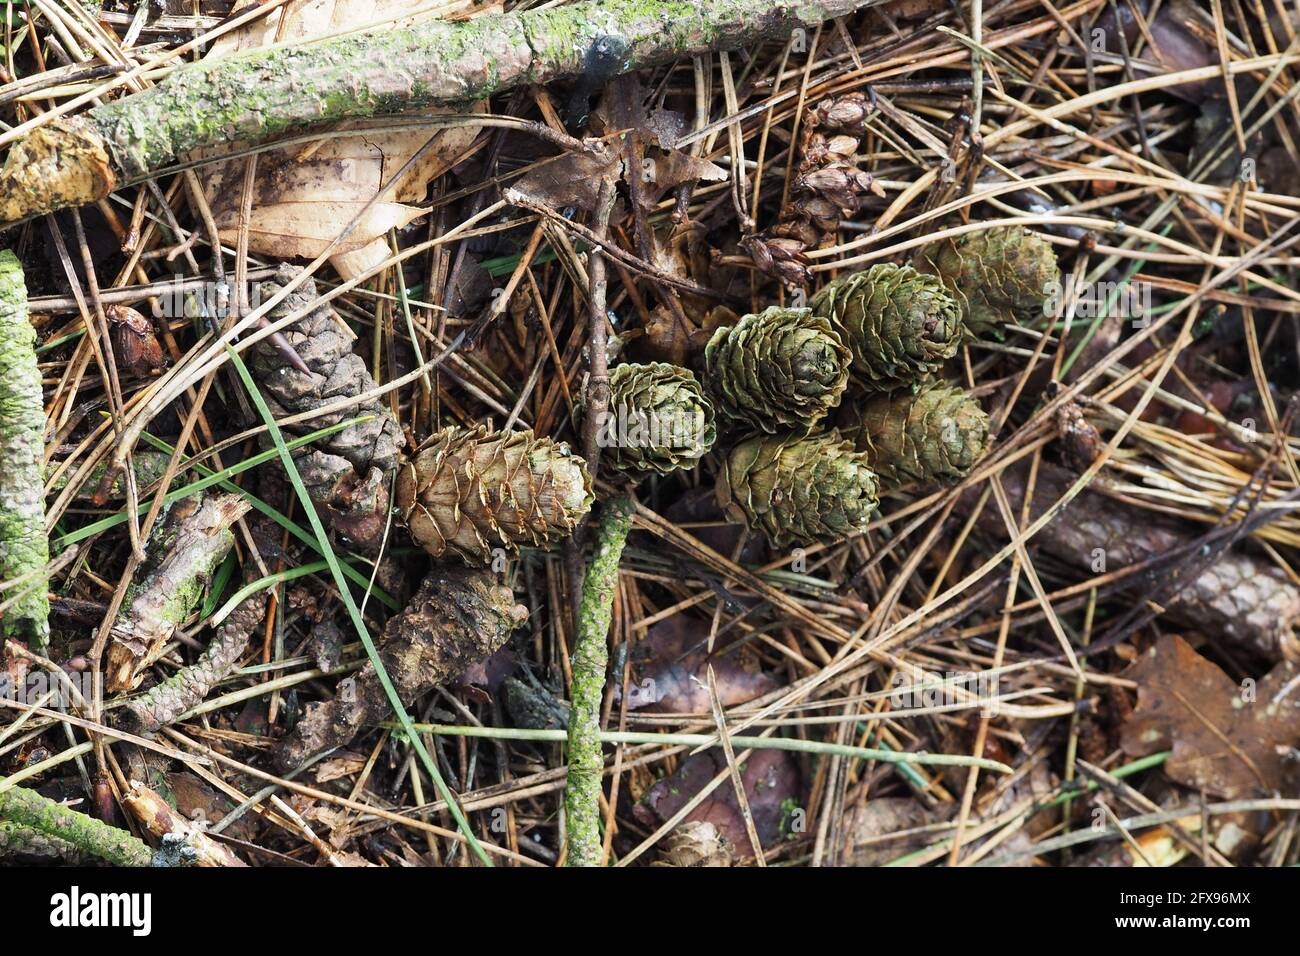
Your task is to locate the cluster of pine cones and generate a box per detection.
[393,225,1059,559]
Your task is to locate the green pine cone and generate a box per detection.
[912,225,1059,338]
[715,432,880,547]
[599,363,716,476]
[810,263,962,391]
[704,306,851,433]
[837,384,990,486]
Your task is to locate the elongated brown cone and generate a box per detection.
[837,385,990,485]
[704,306,851,433]
[912,225,1059,338]
[810,263,963,391]
[396,426,593,565]
[715,432,879,547]
[277,568,529,770]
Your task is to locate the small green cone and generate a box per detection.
[704,306,851,434]
[837,384,990,486]
[810,263,963,392]
[715,431,879,547]
[912,225,1060,338]
[599,362,716,476]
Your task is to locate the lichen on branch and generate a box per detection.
[0,0,875,226]
[565,494,634,867]
[0,781,153,867]
[106,493,250,692]
[0,250,50,650]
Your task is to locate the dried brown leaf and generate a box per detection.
[1120,634,1300,798]
[620,615,777,713]
[634,749,800,860]
[200,0,495,279]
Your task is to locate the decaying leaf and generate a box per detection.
[620,615,777,713]
[840,797,944,866]
[165,771,258,843]
[200,0,494,279]
[634,749,801,860]
[652,820,735,867]
[107,304,166,377]
[1120,634,1300,799]
[511,151,621,213]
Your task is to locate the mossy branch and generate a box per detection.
[0,781,153,867]
[0,250,50,650]
[0,0,876,226]
[564,494,634,867]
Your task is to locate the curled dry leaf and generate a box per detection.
[200,0,495,280]
[106,305,166,378]
[1120,634,1300,799]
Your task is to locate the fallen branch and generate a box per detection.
[0,821,87,864]
[565,494,634,867]
[0,0,874,226]
[106,493,250,692]
[0,250,50,650]
[0,781,153,866]
[122,780,247,866]
[121,576,270,735]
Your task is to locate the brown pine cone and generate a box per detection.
[276,568,528,770]
[396,426,593,565]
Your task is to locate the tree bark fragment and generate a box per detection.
[0,0,876,225]
[106,493,250,692]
